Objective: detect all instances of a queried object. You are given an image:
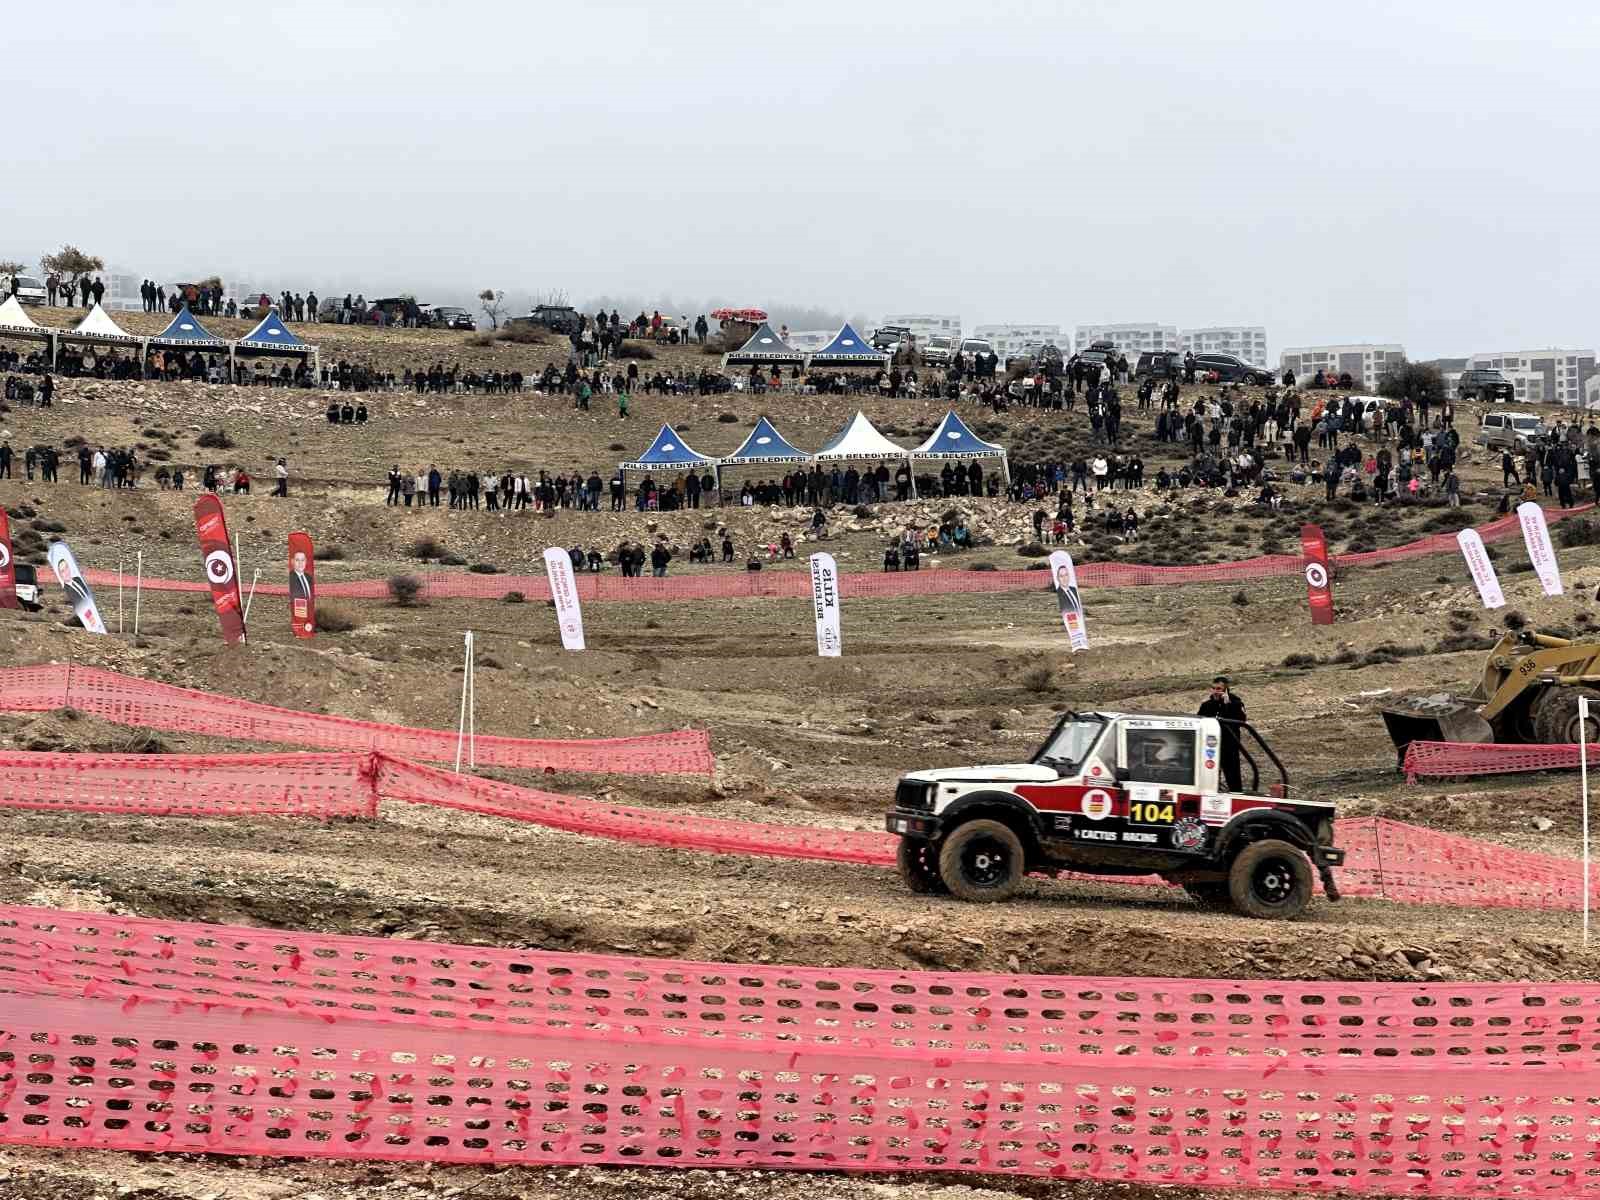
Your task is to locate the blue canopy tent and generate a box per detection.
[807,321,888,367]
[233,306,319,380]
[912,409,1011,486]
[720,416,810,466]
[151,304,226,348]
[619,423,721,498]
[723,321,804,367]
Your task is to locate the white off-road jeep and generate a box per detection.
[886,711,1343,919]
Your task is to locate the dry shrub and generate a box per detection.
[387,575,424,606]
[315,603,361,633]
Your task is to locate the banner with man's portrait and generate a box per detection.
[1047,550,1089,651]
[288,531,316,638]
[47,540,107,635]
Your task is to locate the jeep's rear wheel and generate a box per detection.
[1227,839,1313,919]
[938,819,1025,902]
[897,838,947,895]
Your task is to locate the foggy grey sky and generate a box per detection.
[6,0,1598,358]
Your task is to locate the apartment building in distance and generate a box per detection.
[880,313,961,346]
[972,323,1065,360]
[1074,322,1180,357]
[1465,348,1597,408]
[1278,344,1405,392]
[1181,326,1268,368]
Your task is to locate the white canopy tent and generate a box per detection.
[0,295,54,345]
[812,410,911,461]
[812,409,919,496]
[52,302,143,366]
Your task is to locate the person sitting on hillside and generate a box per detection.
[326,401,340,424]
[883,542,901,572]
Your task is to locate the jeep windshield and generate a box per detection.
[1034,714,1106,772]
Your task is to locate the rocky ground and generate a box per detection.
[1,318,1597,1200]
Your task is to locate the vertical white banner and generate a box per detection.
[1048,550,1090,651]
[809,551,842,657]
[1517,502,1564,596]
[1456,528,1505,609]
[47,541,108,635]
[543,547,587,651]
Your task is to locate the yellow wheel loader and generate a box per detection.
[1381,631,1600,761]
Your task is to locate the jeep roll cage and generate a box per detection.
[1029,710,1291,795]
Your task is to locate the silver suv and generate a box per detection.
[1474,410,1546,453]
[921,335,955,366]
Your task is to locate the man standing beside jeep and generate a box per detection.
[1198,676,1246,792]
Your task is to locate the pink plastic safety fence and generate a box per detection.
[2,746,1596,912]
[0,750,377,820]
[1335,818,1600,911]
[1405,739,1600,781]
[79,505,1592,605]
[2,904,1599,1193]
[0,665,713,777]
[375,756,896,866]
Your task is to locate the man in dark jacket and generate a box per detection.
[1198,676,1247,792]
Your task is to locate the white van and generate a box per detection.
[6,275,46,306]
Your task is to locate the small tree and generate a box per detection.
[197,274,224,292]
[39,245,105,290]
[0,260,27,279]
[1377,358,1445,403]
[478,288,505,330]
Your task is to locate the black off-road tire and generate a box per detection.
[1533,686,1600,745]
[937,819,1025,903]
[1227,839,1314,920]
[896,838,947,895]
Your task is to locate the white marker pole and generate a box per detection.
[134,551,142,637]
[242,568,261,623]
[468,631,477,769]
[118,561,124,633]
[455,630,474,773]
[1583,695,1592,946]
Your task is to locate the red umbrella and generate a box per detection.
[710,307,767,323]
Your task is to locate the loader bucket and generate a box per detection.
[1380,692,1495,759]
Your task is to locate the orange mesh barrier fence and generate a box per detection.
[2,904,1598,1192]
[0,750,376,819]
[1406,739,1600,781]
[78,505,1591,604]
[0,665,713,777]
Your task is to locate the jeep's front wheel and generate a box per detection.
[896,838,947,895]
[1227,839,1313,919]
[938,819,1025,902]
